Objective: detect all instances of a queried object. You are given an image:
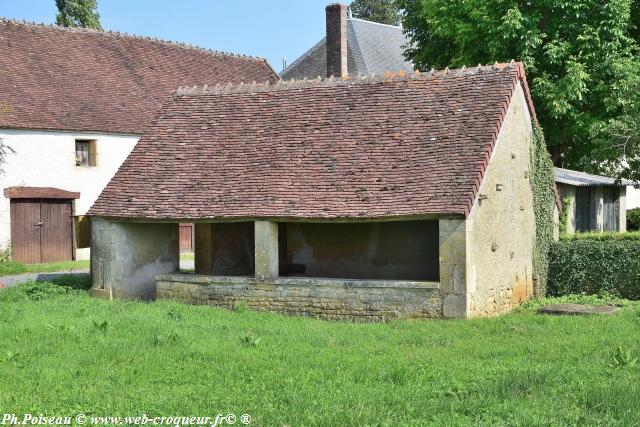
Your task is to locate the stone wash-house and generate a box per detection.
[89,62,538,320]
[0,19,276,263]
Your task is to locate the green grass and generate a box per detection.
[0,259,90,276]
[180,252,194,261]
[1,279,639,425]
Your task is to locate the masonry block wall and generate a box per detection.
[157,275,442,321]
[91,218,179,299]
[465,83,535,317]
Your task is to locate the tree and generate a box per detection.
[397,0,640,179]
[55,0,102,30]
[350,0,401,26]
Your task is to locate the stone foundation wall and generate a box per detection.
[157,274,442,321]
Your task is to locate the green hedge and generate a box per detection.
[628,208,640,231]
[560,231,640,241]
[548,237,640,299]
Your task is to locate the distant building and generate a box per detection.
[0,19,276,263]
[555,167,632,233]
[281,3,413,80]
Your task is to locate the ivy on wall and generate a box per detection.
[558,196,572,235]
[529,124,556,297]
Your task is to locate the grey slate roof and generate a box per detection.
[554,167,633,187]
[281,18,414,79]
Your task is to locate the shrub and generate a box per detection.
[628,208,640,231]
[548,237,640,299]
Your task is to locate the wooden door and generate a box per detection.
[10,199,73,263]
[179,223,194,252]
[40,200,73,262]
[10,199,42,264]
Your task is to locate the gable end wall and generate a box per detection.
[465,82,535,317]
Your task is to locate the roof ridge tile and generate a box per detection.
[177,63,522,97]
[0,17,267,62]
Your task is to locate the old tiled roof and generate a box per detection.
[0,19,277,134]
[281,18,414,79]
[90,62,536,220]
[555,167,633,187]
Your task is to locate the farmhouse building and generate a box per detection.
[89,62,539,320]
[0,19,277,263]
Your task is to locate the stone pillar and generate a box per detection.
[254,221,278,280]
[619,187,627,232]
[91,217,179,300]
[439,219,469,318]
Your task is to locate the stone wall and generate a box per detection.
[157,274,441,321]
[91,218,179,299]
[465,82,536,317]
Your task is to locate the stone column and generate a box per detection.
[619,187,627,232]
[439,219,469,318]
[91,217,179,300]
[254,221,279,280]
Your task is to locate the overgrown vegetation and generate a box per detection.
[628,207,640,231]
[0,279,638,425]
[548,236,640,299]
[0,259,89,276]
[397,0,640,181]
[558,196,572,235]
[529,124,556,297]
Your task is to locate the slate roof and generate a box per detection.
[280,18,413,79]
[89,62,536,220]
[555,167,632,187]
[0,19,277,134]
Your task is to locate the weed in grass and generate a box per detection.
[91,320,109,333]
[610,346,638,369]
[241,333,261,347]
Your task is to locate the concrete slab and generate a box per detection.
[538,303,621,315]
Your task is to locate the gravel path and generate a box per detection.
[0,269,90,288]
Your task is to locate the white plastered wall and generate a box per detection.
[628,186,640,210]
[0,128,139,260]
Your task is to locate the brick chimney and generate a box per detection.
[325,3,348,78]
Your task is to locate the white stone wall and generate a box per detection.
[628,186,640,210]
[0,128,139,259]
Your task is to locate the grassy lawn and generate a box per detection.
[0,259,89,276]
[180,252,194,261]
[0,278,639,425]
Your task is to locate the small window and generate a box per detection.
[75,140,97,167]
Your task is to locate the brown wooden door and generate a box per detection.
[10,199,73,263]
[10,199,42,264]
[179,223,194,252]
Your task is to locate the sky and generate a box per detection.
[0,0,337,72]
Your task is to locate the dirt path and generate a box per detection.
[0,270,90,288]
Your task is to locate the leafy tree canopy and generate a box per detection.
[397,0,640,182]
[350,0,401,26]
[56,0,102,30]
